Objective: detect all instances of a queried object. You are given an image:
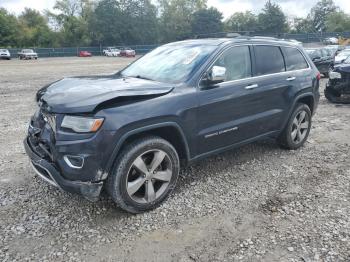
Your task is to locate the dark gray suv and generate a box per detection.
[24,37,320,213]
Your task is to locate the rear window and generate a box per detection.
[254,46,285,76]
[281,47,309,71]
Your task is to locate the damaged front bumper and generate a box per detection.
[24,137,103,202]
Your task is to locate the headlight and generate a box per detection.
[329,71,341,79]
[61,116,104,133]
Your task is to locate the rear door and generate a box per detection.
[196,45,287,155]
[250,45,296,132]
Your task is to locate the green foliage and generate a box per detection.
[258,0,288,33]
[47,0,92,46]
[18,8,57,47]
[325,11,350,32]
[1,0,350,48]
[293,18,314,33]
[158,0,207,41]
[308,0,338,32]
[191,7,223,37]
[225,11,258,32]
[0,8,20,47]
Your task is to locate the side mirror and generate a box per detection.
[208,66,226,83]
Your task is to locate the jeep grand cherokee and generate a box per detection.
[24,37,320,213]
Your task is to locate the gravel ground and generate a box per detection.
[0,57,349,262]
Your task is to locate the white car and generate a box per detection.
[18,49,38,60]
[334,49,350,64]
[0,49,11,60]
[103,47,120,57]
[324,37,339,45]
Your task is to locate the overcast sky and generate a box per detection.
[1,0,350,19]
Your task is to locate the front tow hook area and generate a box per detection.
[24,138,103,202]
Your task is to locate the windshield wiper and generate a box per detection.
[132,75,154,81]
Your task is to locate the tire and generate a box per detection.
[325,86,341,103]
[106,136,180,213]
[278,103,312,150]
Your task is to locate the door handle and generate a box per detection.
[245,84,258,90]
[286,77,296,81]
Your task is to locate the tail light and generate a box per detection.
[316,72,321,80]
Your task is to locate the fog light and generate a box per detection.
[64,155,84,169]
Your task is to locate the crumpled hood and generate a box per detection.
[38,75,174,113]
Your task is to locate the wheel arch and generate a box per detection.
[296,94,315,115]
[105,122,191,175]
[280,93,315,134]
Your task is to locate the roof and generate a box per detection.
[167,36,302,47]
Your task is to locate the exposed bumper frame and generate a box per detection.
[24,137,103,202]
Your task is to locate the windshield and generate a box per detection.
[121,44,217,84]
[344,56,350,64]
[23,49,33,53]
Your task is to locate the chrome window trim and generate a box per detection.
[198,43,312,89]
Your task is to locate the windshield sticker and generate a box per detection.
[182,49,200,65]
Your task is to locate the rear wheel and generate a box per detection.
[107,136,180,213]
[278,103,312,150]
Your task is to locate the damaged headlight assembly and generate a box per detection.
[61,116,104,133]
[329,71,342,80]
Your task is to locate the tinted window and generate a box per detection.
[281,47,309,71]
[254,46,285,76]
[212,46,252,81]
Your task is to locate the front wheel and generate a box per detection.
[278,103,312,150]
[106,136,180,213]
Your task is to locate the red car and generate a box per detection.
[119,47,136,57]
[78,51,92,57]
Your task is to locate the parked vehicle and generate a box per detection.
[103,47,121,57]
[79,51,92,57]
[324,37,339,45]
[305,48,333,76]
[334,49,350,64]
[24,37,320,213]
[120,47,136,57]
[18,49,38,60]
[0,49,11,60]
[325,57,350,103]
[325,45,345,57]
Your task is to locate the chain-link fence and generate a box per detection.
[5,31,350,58]
[6,44,159,58]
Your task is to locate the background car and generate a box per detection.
[325,45,345,57]
[78,51,92,57]
[334,49,350,64]
[103,47,121,57]
[305,48,333,76]
[18,49,38,60]
[324,37,339,45]
[325,56,350,103]
[120,47,136,57]
[0,49,11,60]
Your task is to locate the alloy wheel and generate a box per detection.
[126,149,173,204]
[291,110,310,144]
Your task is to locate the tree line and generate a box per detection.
[0,0,350,48]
